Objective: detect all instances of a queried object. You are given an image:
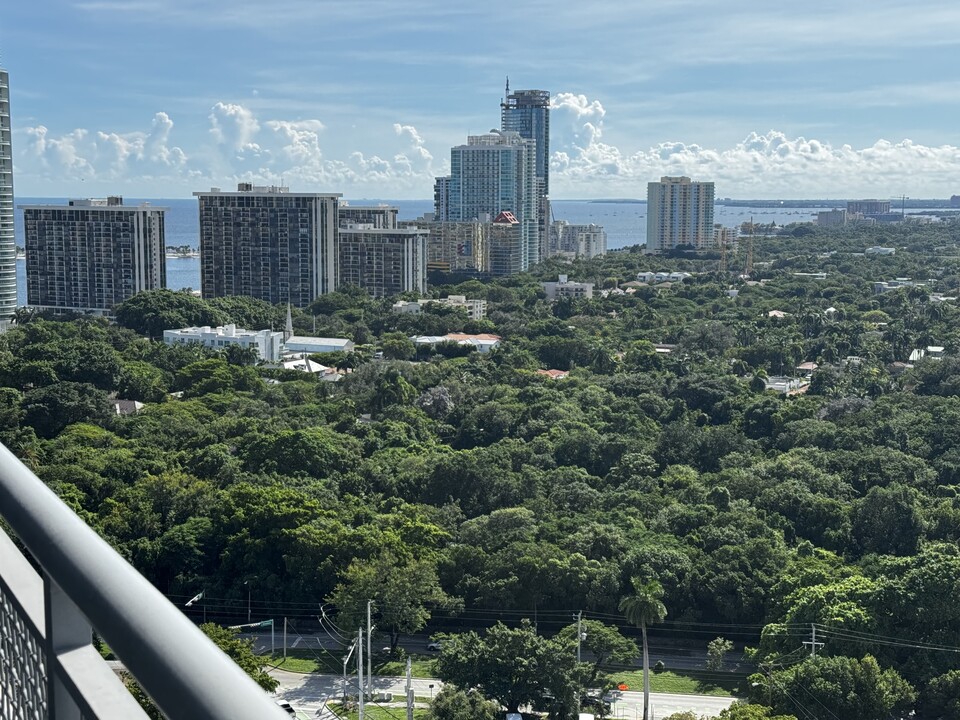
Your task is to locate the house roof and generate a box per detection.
[536,369,569,379]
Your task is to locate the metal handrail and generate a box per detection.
[0,442,290,719]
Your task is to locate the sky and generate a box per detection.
[4,0,960,200]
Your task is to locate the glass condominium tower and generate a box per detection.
[0,69,16,328]
[501,83,550,259]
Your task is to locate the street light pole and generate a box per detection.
[575,610,583,664]
[367,600,373,697]
[245,581,251,623]
[358,627,365,720]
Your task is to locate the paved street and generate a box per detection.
[270,669,737,719]
[245,631,755,674]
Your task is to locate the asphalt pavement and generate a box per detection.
[270,669,737,719]
[244,631,755,674]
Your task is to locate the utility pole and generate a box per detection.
[343,639,357,702]
[283,617,288,661]
[406,656,414,720]
[245,581,251,623]
[574,611,583,663]
[367,600,373,697]
[358,627,365,720]
[802,623,824,658]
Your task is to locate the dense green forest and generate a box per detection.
[5,221,960,719]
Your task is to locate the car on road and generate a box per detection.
[275,700,295,716]
[426,640,442,651]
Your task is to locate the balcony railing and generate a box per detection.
[0,443,290,720]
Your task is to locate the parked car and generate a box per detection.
[427,640,442,651]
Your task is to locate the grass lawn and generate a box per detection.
[326,702,429,720]
[266,650,437,678]
[264,650,341,674]
[603,669,742,697]
[377,657,437,677]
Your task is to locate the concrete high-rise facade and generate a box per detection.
[646,176,715,253]
[445,131,538,270]
[195,184,340,307]
[338,225,426,297]
[487,211,525,277]
[552,221,607,259]
[399,219,487,274]
[501,84,550,262]
[339,204,398,229]
[21,197,166,314]
[0,69,16,327]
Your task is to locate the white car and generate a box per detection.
[426,641,442,651]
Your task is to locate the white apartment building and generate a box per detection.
[542,274,595,301]
[163,324,284,362]
[646,176,715,253]
[552,221,607,259]
[392,295,487,320]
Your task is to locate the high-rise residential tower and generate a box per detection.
[0,69,16,327]
[21,197,167,314]
[338,224,427,297]
[646,176,716,254]
[501,83,550,261]
[444,131,538,270]
[501,83,550,195]
[195,184,340,307]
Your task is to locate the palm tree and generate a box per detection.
[619,578,667,720]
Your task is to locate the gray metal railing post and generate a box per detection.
[44,575,87,720]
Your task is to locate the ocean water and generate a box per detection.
[11,196,831,305]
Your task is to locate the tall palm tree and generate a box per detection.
[619,578,667,720]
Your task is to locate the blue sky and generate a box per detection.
[5,0,960,199]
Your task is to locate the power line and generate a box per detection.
[813,625,960,653]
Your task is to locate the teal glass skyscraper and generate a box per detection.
[501,82,550,259]
[501,83,550,195]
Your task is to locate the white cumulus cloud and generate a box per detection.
[549,91,960,197]
[209,102,262,154]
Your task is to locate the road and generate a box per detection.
[245,631,755,674]
[270,669,737,719]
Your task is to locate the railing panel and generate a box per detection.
[0,528,47,720]
[0,443,290,720]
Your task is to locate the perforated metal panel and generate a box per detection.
[0,574,48,720]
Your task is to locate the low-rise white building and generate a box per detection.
[542,274,594,301]
[163,324,284,362]
[392,295,487,320]
[280,357,344,381]
[283,336,355,355]
[764,376,809,394]
[636,271,693,284]
[865,246,896,255]
[412,333,501,354]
